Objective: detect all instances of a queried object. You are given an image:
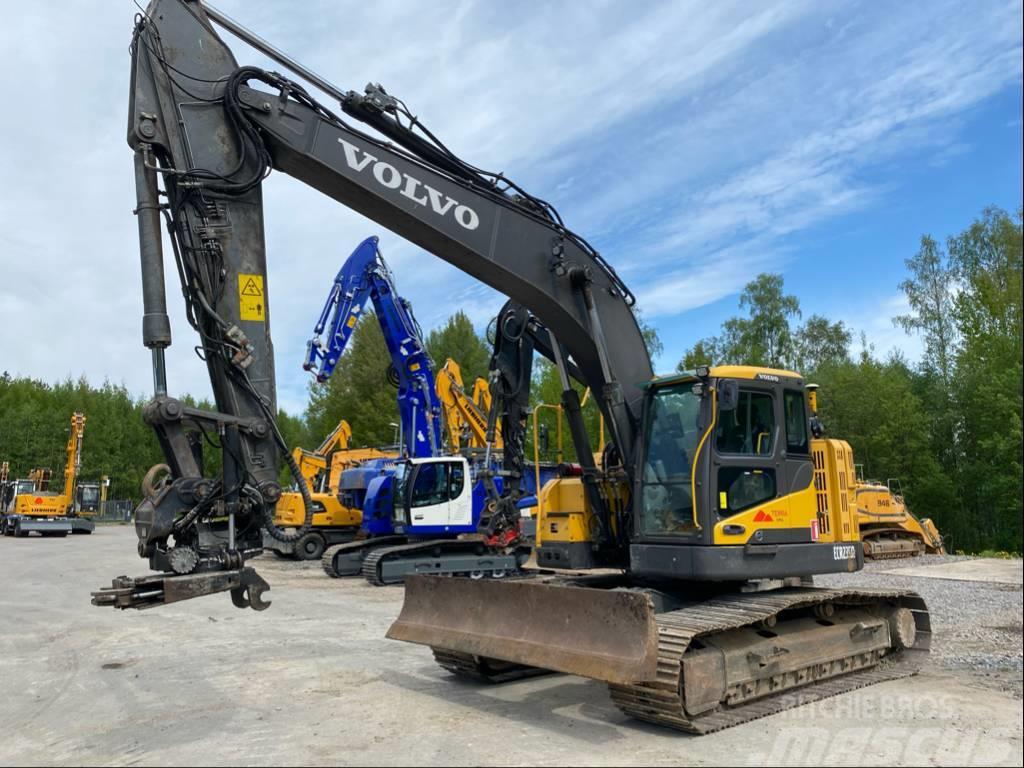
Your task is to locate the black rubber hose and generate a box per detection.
[260,448,315,543]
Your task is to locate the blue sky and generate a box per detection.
[0,0,1020,416]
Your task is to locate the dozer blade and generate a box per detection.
[387,576,659,684]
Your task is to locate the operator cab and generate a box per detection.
[76,483,101,515]
[392,457,473,532]
[632,365,861,581]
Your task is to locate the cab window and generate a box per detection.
[719,467,776,514]
[448,462,465,499]
[410,463,448,507]
[784,390,809,454]
[716,390,775,455]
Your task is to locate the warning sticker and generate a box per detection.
[238,274,265,322]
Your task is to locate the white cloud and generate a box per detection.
[0,0,1019,417]
[841,293,925,364]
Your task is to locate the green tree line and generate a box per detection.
[3,206,1018,552]
[0,375,163,500]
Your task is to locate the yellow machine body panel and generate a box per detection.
[711,483,822,545]
[273,441,392,529]
[534,477,589,548]
[808,438,860,544]
[14,492,69,518]
[275,491,360,528]
[709,364,803,381]
[534,475,626,552]
[855,481,945,556]
[857,484,909,524]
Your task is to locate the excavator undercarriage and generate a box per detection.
[391,574,930,731]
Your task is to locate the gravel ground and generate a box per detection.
[817,555,1024,698]
[1,532,1021,766]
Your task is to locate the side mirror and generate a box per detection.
[718,379,739,412]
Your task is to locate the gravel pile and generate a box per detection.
[816,555,1024,697]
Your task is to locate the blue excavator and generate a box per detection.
[305,236,536,584]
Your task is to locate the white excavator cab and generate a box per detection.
[393,457,473,531]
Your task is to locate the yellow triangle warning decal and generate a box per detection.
[241,277,263,297]
[238,273,265,322]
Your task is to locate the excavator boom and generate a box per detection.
[436,359,501,451]
[95,0,648,610]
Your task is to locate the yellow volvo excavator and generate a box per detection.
[394,369,929,731]
[263,419,391,560]
[2,412,96,537]
[93,1,929,734]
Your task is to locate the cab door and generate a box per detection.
[406,458,472,528]
[446,459,472,526]
[407,460,451,527]
[714,384,780,521]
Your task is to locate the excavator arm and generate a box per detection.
[304,236,442,458]
[436,359,501,451]
[94,0,650,610]
[62,413,86,514]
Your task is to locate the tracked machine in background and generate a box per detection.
[805,385,945,560]
[855,477,945,559]
[263,419,392,560]
[305,237,543,584]
[2,412,95,537]
[93,0,929,732]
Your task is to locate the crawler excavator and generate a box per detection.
[3,412,95,536]
[855,477,945,559]
[92,0,929,733]
[306,236,552,583]
[263,419,391,560]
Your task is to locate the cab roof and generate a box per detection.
[649,365,804,387]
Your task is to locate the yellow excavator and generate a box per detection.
[435,358,501,452]
[2,412,96,537]
[855,475,945,559]
[394,369,930,731]
[94,2,930,734]
[263,419,391,560]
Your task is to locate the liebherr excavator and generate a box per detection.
[3,412,95,537]
[436,359,501,453]
[92,0,929,732]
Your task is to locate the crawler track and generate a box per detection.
[862,533,926,560]
[432,649,551,684]
[320,536,406,578]
[608,587,930,734]
[361,539,521,586]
